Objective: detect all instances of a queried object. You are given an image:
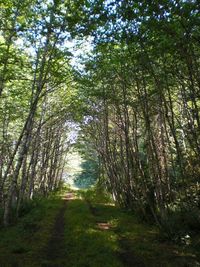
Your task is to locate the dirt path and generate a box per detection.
[40,192,200,267]
[1,191,199,267]
[42,193,75,267]
[86,200,146,266]
[118,238,146,267]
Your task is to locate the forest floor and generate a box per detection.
[0,189,200,267]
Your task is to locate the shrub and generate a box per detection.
[18,199,38,217]
[160,204,200,243]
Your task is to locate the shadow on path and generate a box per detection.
[42,193,76,267]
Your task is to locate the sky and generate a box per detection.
[15,34,93,71]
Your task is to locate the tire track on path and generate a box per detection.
[42,192,75,267]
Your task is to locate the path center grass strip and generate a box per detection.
[63,199,122,267]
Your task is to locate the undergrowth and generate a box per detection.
[0,193,63,267]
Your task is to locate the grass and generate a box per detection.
[0,195,63,267]
[79,188,200,267]
[114,210,200,267]
[63,199,122,267]
[0,187,200,266]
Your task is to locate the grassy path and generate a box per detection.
[0,190,200,266]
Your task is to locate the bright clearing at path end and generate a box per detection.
[63,150,84,189]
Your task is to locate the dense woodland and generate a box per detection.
[0,0,200,242]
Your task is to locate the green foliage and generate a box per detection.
[74,159,99,188]
[17,199,39,217]
[79,186,113,204]
[160,204,200,243]
[69,0,200,244]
